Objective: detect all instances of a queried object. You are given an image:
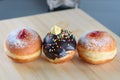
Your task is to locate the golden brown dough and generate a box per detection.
[4,28,42,63]
[77,30,117,64]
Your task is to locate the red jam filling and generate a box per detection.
[89,31,101,37]
[18,29,28,39]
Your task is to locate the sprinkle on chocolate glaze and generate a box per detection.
[43,29,76,60]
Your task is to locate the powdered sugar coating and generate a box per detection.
[79,31,111,51]
[6,28,39,49]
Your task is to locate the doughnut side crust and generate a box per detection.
[4,46,42,63]
[77,46,117,64]
[46,50,76,64]
[79,53,115,64]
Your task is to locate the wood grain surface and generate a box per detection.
[0,9,120,80]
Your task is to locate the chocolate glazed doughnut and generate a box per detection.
[43,26,76,63]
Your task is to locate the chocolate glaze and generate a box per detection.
[43,30,76,60]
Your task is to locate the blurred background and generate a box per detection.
[0,0,119,36]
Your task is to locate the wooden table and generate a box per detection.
[0,9,120,80]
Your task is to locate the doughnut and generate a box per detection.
[77,30,117,64]
[4,28,42,63]
[43,25,76,63]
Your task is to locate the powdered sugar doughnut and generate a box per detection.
[4,28,42,63]
[77,30,117,64]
